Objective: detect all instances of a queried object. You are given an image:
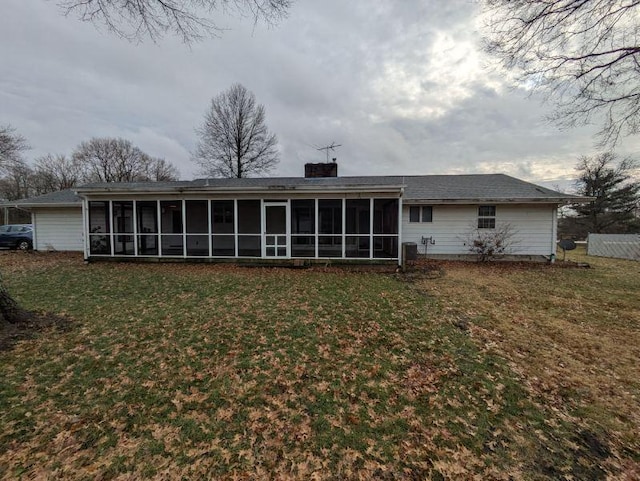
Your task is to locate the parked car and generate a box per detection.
[0,224,33,250]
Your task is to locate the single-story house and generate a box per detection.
[8,163,587,264]
[7,189,83,252]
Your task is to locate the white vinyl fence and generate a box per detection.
[587,234,640,261]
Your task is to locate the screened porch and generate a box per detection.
[85,197,401,260]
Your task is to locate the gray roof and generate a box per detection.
[4,189,81,207]
[76,174,584,203]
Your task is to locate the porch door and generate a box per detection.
[264,202,288,257]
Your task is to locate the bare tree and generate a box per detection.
[483,0,640,146]
[0,129,36,325]
[32,154,84,193]
[146,157,181,181]
[573,152,640,233]
[0,125,29,171]
[59,0,292,43]
[0,162,36,201]
[72,137,180,182]
[194,83,279,178]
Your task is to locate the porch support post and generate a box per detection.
[157,200,162,257]
[207,200,212,257]
[108,200,114,256]
[82,197,89,260]
[314,199,319,258]
[133,200,138,256]
[182,200,187,258]
[397,192,403,266]
[260,199,265,258]
[233,199,238,258]
[369,198,374,260]
[341,198,346,259]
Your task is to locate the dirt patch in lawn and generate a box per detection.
[0,311,73,351]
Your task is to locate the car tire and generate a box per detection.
[16,239,32,251]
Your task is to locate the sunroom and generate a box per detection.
[82,187,403,262]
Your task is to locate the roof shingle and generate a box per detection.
[76,174,579,202]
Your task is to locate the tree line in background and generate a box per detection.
[0,128,180,201]
[559,153,639,238]
[0,81,281,203]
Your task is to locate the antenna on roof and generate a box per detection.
[315,142,342,163]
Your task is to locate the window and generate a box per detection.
[374,199,398,234]
[211,200,234,234]
[374,199,399,258]
[318,199,342,235]
[318,199,342,257]
[211,200,235,256]
[346,199,370,258]
[160,201,183,255]
[137,201,158,256]
[88,201,110,255]
[112,201,134,255]
[409,205,432,223]
[237,200,261,256]
[478,205,496,229]
[291,200,315,257]
[346,199,370,234]
[421,206,433,223]
[237,200,260,234]
[186,200,208,256]
[409,206,420,222]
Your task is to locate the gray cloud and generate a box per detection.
[1,0,638,188]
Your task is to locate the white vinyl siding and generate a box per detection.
[401,204,557,256]
[33,208,84,251]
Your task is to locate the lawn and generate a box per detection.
[0,250,638,479]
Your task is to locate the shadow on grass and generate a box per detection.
[0,311,74,351]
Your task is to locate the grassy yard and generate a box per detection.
[0,250,638,479]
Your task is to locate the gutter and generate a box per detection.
[404,196,595,205]
[1,202,81,209]
[74,184,406,196]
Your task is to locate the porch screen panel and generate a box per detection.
[373,198,399,258]
[186,200,208,256]
[318,199,342,258]
[291,199,315,257]
[211,200,235,256]
[237,200,261,257]
[112,201,134,255]
[160,201,183,256]
[136,201,158,255]
[346,199,370,258]
[88,201,110,255]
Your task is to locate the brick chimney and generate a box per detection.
[304,162,338,178]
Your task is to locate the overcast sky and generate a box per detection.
[2,0,639,190]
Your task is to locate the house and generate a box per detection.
[7,189,83,251]
[8,163,586,263]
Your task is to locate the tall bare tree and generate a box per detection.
[72,137,180,182]
[146,157,181,181]
[483,0,640,146]
[573,152,640,233]
[0,125,29,171]
[194,83,279,178]
[59,0,292,43]
[0,162,36,201]
[32,154,84,193]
